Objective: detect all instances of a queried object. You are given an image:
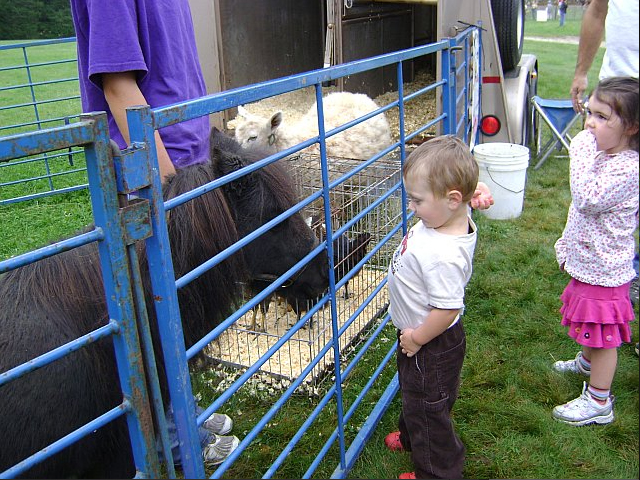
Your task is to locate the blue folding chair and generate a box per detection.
[531,96,583,170]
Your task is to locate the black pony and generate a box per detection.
[0,129,329,478]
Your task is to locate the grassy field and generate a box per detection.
[0,39,79,130]
[0,17,637,480]
[525,4,585,38]
[0,38,89,257]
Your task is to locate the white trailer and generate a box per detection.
[440,0,538,146]
[361,0,538,146]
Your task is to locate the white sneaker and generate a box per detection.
[203,412,233,435]
[553,351,590,376]
[202,433,240,465]
[552,382,614,426]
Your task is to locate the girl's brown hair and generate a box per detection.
[591,76,639,152]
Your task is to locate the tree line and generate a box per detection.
[0,0,74,40]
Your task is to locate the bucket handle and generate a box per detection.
[485,168,525,194]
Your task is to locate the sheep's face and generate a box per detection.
[234,108,282,152]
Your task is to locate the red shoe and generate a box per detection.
[384,431,404,451]
[398,472,416,479]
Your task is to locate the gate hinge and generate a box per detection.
[111,140,153,195]
[119,197,152,245]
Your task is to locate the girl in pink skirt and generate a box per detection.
[552,76,638,426]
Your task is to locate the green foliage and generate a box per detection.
[0,0,74,40]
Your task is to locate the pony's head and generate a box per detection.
[210,128,329,310]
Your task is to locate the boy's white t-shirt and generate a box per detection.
[387,217,477,331]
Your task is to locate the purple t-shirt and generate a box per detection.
[70,0,210,168]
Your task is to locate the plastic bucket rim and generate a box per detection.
[473,143,530,159]
[475,159,529,171]
[473,142,530,152]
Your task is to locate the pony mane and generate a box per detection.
[255,159,301,214]
[153,162,248,347]
[210,130,302,227]
[0,238,107,346]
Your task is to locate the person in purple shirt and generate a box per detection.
[69,0,210,182]
[69,0,238,467]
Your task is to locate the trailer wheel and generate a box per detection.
[491,0,524,71]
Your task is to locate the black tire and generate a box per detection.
[491,0,525,71]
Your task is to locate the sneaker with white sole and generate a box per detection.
[203,412,233,435]
[552,382,614,426]
[553,351,591,376]
[202,433,240,465]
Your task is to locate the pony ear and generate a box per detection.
[211,147,254,197]
[209,126,223,147]
[210,126,241,155]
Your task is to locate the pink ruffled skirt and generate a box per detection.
[559,278,635,348]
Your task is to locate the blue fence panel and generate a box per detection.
[142,27,478,479]
[0,37,86,205]
[0,26,479,479]
[0,114,163,478]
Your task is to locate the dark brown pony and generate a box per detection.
[0,129,329,478]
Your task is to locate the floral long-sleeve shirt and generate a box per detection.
[555,130,639,287]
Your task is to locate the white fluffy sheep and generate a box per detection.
[233,91,393,160]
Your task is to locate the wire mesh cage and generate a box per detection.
[206,153,405,393]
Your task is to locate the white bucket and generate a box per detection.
[473,143,530,220]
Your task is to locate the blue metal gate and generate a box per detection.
[0,27,480,479]
[0,38,85,205]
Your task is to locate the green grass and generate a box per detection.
[524,21,604,99]
[0,40,80,131]
[0,190,92,259]
[1,24,637,480]
[525,6,584,37]
[0,38,89,252]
